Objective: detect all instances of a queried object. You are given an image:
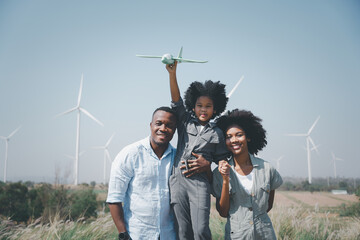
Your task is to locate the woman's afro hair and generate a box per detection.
[184,80,228,118]
[217,109,267,155]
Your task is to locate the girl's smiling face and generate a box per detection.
[193,96,215,125]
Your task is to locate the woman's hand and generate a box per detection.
[218,160,231,179]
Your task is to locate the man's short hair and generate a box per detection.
[152,106,177,121]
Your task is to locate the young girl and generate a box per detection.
[166,61,229,240]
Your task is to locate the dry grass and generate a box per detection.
[1,191,359,240]
[0,214,117,240]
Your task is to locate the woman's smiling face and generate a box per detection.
[225,124,250,156]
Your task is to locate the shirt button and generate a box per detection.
[250,221,253,225]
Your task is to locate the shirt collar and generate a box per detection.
[189,118,217,129]
[250,154,260,167]
[228,154,260,168]
[141,136,174,159]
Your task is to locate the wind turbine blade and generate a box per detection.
[332,152,344,161]
[77,74,84,107]
[55,107,77,118]
[105,133,115,147]
[178,46,183,58]
[285,133,307,137]
[227,76,244,98]
[308,116,320,135]
[310,144,321,155]
[79,108,104,126]
[136,55,163,58]
[8,125,22,138]
[308,136,319,155]
[173,58,208,63]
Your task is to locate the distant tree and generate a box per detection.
[355,187,360,199]
[0,182,30,222]
[28,188,45,219]
[301,181,310,191]
[281,182,295,191]
[24,181,35,188]
[47,185,70,219]
[90,181,96,187]
[70,189,98,219]
[339,181,348,189]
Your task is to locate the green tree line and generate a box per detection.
[0,182,99,223]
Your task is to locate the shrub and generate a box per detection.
[69,189,98,220]
[339,202,360,217]
[0,182,30,222]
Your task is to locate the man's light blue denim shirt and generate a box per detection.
[107,137,177,240]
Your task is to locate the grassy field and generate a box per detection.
[1,191,359,240]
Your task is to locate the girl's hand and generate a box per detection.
[166,61,177,74]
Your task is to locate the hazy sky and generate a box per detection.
[0,1,359,184]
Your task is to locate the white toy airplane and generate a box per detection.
[136,47,208,64]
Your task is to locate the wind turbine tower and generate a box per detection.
[286,116,320,184]
[94,133,115,184]
[331,152,344,178]
[56,74,103,185]
[0,126,21,183]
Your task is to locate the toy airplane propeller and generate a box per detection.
[136,47,208,64]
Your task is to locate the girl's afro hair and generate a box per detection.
[184,80,228,118]
[217,109,267,155]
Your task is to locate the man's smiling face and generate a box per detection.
[150,110,177,148]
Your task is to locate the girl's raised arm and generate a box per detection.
[166,61,180,102]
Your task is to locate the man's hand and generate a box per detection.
[180,152,211,178]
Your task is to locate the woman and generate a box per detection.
[212,109,283,239]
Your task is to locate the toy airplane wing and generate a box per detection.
[174,57,208,63]
[136,55,163,58]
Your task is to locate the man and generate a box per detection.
[107,107,177,240]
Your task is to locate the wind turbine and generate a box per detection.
[286,116,320,184]
[331,152,344,178]
[0,126,21,183]
[93,133,115,184]
[275,156,283,172]
[56,74,103,185]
